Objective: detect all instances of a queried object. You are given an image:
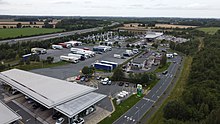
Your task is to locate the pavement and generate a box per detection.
[113,55,182,124]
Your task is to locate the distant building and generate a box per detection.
[145,32,163,42]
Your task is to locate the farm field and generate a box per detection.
[155,24,197,29]
[0,28,64,39]
[197,27,220,35]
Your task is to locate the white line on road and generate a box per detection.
[135,110,139,115]
[143,97,156,103]
[156,89,159,93]
[141,104,146,108]
[152,94,155,98]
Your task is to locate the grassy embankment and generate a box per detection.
[99,95,143,124]
[146,56,192,124]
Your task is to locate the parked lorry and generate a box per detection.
[60,56,79,63]
[68,53,85,61]
[100,60,118,69]
[31,48,47,54]
[94,63,113,71]
[52,45,63,50]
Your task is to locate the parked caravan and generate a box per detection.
[52,45,63,50]
[31,48,47,54]
[60,56,79,63]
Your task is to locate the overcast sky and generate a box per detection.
[0,0,220,18]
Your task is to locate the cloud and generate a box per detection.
[144,3,220,11]
[53,1,72,4]
[0,0,9,5]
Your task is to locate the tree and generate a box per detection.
[140,73,149,84]
[111,68,125,81]
[82,66,94,76]
[160,53,167,67]
[136,45,140,49]
[16,23,22,28]
[163,100,190,121]
[152,43,159,49]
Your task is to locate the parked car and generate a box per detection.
[27,99,34,104]
[52,112,63,120]
[125,83,129,87]
[32,103,40,109]
[96,76,102,80]
[72,117,84,124]
[119,82,124,86]
[76,75,81,80]
[162,70,168,75]
[80,77,85,82]
[55,117,65,124]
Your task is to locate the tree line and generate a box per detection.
[163,30,220,124]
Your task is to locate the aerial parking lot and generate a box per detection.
[33,46,132,80]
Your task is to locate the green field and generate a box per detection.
[0,28,64,39]
[197,27,220,35]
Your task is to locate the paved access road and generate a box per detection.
[113,55,182,124]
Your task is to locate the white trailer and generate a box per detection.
[114,54,121,59]
[68,53,83,60]
[60,55,79,63]
[31,48,47,54]
[52,45,63,50]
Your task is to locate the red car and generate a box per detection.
[83,47,90,50]
[76,75,81,80]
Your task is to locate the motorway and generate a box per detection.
[0,22,120,44]
[113,55,182,124]
[0,27,103,44]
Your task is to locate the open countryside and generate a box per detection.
[0,28,64,39]
[197,27,220,34]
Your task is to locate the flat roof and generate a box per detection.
[145,32,163,39]
[55,92,106,118]
[0,69,96,108]
[0,101,22,124]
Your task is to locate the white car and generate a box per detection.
[72,117,84,124]
[55,117,65,124]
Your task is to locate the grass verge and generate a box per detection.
[16,61,69,71]
[154,62,171,73]
[99,95,143,124]
[146,56,192,124]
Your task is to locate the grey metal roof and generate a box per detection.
[0,100,22,124]
[55,92,106,118]
[0,69,96,108]
[145,32,163,39]
[132,57,147,64]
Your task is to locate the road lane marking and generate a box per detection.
[143,97,156,103]
[156,89,159,93]
[152,94,155,98]
[141,104,146,108]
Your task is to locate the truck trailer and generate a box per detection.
[94,63,113,71]
[68,53,85,61]
[100,60,118,69]
[60,55,79,63]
